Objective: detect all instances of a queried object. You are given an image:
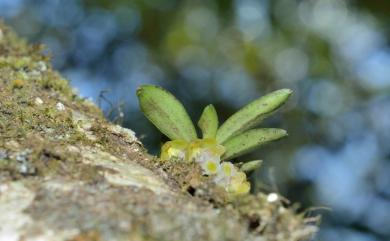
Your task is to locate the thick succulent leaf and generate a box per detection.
[137,85,197,141]
[222,128,287,161]
[240,160,263,173]
[216,89,292,144]
[198,104,218,138]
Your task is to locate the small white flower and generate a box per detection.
[214,162,236,186]
[191,148,223,175]
[56,102,66,111]
[194,150,215,163]
[213,162,251,194]
[200,158,220,175]
[34,97,43,105]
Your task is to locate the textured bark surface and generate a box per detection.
[0,22,318,241]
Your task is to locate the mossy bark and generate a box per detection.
[0,22,318,241]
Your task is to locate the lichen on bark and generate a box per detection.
[0,21,318,241]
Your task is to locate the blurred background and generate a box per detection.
[1,0,390,240]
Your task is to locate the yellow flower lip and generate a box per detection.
[228,180,251,195]
[188,138,225,161]
[207,162,217,172]
[160,139,189,161]
[160,138,225,162]
[204,160,219,174]
[160,138,250,195]
[215,162,250,195]
[221,162,234,176]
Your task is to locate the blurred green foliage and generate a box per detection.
[2,0,390,240]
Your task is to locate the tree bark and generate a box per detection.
[0,22,318,241]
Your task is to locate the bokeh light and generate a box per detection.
[1,0,390,240]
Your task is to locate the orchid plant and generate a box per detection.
[137,85,291,195]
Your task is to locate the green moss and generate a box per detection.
[0,158,12,169]
[0,21,318,241]
[38,71,73,97]
[0,56,32,69]
[0,21,105,181]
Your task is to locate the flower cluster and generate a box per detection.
[161,138,250,195]
[137,85,291,196]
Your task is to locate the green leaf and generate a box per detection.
[240,160,263,173]
[198,104,218,138]
[221,128,287,161]
[136,85,197,141]
[216,89,292,144]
